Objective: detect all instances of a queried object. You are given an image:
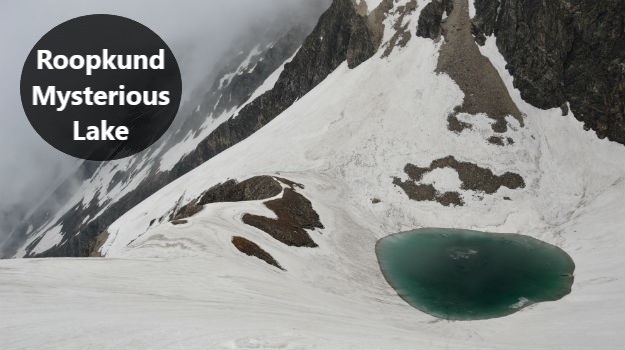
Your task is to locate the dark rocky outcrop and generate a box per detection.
[171,200,203,222]
[488,136,505,146]
[274,177,305,190]
[199,176,283,205]
[406,155,524,193]
[416,0,453,39]
[393,180,436,201]
[437,191,464,206]
[472,0,625,144]
[167,175,322,248]
[232,236,284,270]
[487,135,514,146]
[243,188,323,247]
[394,155,525,206]
[447,112,473,133]
[89,231,109,257]
[392,179,464,206]
[441,156,523,193]
[172,176,283,221]
[469,0,499,45]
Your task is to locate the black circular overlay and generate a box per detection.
[21,14,182,161]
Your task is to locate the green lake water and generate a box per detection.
[376,228,575,320]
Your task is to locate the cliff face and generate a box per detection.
[472,0,625,144]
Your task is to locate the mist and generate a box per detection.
[0,0,330,242]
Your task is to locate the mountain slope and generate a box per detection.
[3,0,378,258]
[1,15,318,258]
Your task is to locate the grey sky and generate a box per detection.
[0,0,328,239]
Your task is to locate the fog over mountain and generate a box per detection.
[0,0,329,242]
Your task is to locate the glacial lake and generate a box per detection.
[376,228,575,320]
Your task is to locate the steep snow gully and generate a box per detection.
[1,0,624,348]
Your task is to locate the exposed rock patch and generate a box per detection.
[243,188,323,247]
[274,177,305,190]
[166,175,323,248]
[430,156,524,193]
[416,0,453,39]
[469,0,498,45]
[89,231,109,257]
[487,136,515,146]
[436,0,523,133]
[392,179,464,206]
[394,155,525,205]
[437,191,464,206]
[560,103,569,117]
[198,176,283,205]
[488,136,505,146]
[447,112,473,133]
[382,0,418,57]
[171,176,283,222]
[232,236,284,270]
[171,200,203,222]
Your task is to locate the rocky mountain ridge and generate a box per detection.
[471,0,625,143]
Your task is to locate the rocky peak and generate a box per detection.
[472,0,625,144]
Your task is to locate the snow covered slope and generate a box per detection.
[1,0,624,348]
